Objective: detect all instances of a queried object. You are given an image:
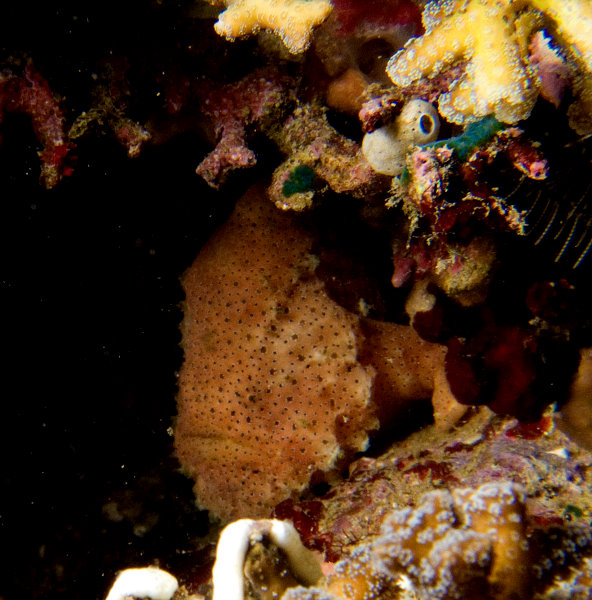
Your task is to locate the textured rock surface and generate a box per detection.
[240,482,531,600]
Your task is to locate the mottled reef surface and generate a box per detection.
[3,1,592,600]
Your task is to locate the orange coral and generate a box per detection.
[326,69,369,115]
[176,184,459,521]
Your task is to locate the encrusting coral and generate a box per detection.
[205,0,333,53]
[175,184,461,521]
[373,482,530,600]
[386,0,592,132]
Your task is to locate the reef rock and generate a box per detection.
[213,482,531,600]
[175,184,455,521]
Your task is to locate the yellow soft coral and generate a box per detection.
[387,0,592,130]
[315,483,530,600]
[206,0,333,53]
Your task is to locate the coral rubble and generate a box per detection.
[387,0,592,132]
[0,61,72,188]
[205,0,333,53]
[68,58,151,159]
[268,104,385,211]
[194,67,295,188]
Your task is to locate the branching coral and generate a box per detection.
[386,0,592,131]
[205,0,333,53]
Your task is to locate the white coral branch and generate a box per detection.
[212,518,323,600]
[105,567,178,600]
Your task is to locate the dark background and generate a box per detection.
[0,2,246,598]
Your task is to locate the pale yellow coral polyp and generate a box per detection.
[531,0,592,68]
[387,0,592,127]
[388,0,539,124]
[209,0,332,54]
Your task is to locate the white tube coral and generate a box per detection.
[105,567,178,600]
[212,519,323,600]
[214,483,531,600]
